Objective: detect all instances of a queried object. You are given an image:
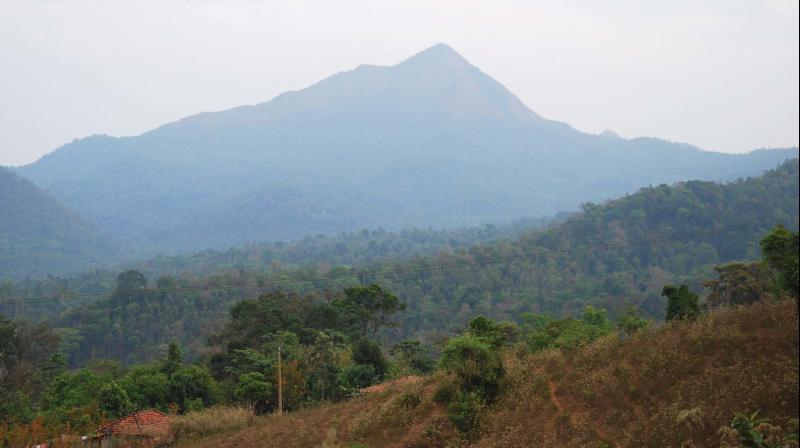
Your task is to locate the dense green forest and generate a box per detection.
[2,159,797,369]
[0,217,551,324]
[0,213,550,283]
[125,216,553,278]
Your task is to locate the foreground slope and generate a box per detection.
[0,167,117,279]
[184,300,799,448]
[18,44,798,256]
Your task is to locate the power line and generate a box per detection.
[0,225,758,306]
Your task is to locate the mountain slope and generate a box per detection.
[0,167,118,279]
[181,299,799,448]
[16,159,796,367]
[17,44,797,257]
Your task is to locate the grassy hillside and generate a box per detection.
[182,299,799,448]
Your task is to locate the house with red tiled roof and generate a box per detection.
[92,409,171,447]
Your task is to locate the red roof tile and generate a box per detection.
[98,410,171,437]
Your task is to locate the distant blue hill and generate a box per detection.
[0,166,118,278]
[17,43,798,256]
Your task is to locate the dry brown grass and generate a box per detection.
[360,375,424,394]
[476,299,799,448]
[170,405,257,444]
[183,300,799,448]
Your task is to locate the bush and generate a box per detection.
[446,391,484,439]
[184,397,204,412]
[397,392,421,409]
[726,410,798,448]
[617,305,651,337]
[340,364,378,391]
[439,335,504,401]
[527,306,613,352]
[433,382,456,404]
[390,340,435,374]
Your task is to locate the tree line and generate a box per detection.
[1,159,797,369]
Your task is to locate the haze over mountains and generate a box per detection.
[11,43,798,266]
[0,166,117,278]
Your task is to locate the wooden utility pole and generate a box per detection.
[277,346,283,415]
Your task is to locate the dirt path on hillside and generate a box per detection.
[360,375,423,394]
[547,380,564,413]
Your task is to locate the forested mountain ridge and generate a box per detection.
[4,159,796,367]
[0,218,553,321]
[361,158,800,339]
[17,43,798,257]
[0,167,118,279]
[123,216,554,279]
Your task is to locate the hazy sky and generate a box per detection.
[1,0,797,166]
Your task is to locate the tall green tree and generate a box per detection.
[663,284,701,321]
[703,262,772,308]
[760,225,799,299]
[234,372,272,410]
[162,341,182,376]
[118,365,169,411]
[98,381,131,418]
[351,337,388,380]
[167,365,218,411]
[336,284,405,336]
[114,270,147,296]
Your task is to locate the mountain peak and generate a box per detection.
[397,43,474,70]
[599,129,623,139]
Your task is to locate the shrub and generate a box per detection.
[726,410,798,448]
[390,340,435,374]
[439,335,504,401]
[433,381,456,404]
[340,364,378,391]
[617,305,651,336]
[397,392,421,409]
[446,391,484,439]
[184,397,205,412]
[527,306,614,352]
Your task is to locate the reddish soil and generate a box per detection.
[360,375,424,394]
